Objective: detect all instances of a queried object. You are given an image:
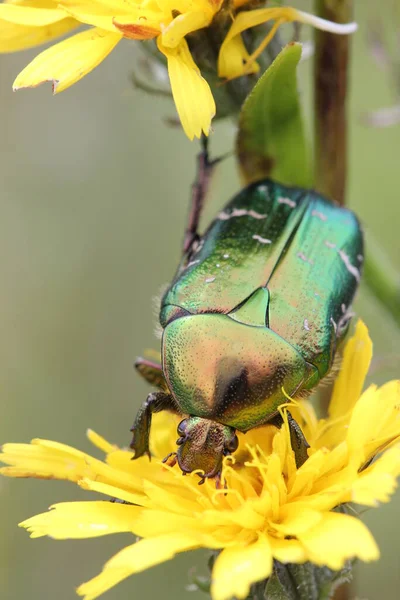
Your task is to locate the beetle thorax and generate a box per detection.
[161,310,309,432]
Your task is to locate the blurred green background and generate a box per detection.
[0,1,399,599]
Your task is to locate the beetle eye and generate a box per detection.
[177,419,188,436]
[225,435,239,453]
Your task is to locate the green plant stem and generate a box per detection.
[314,0,353,205]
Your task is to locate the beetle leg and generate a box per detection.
[183,136,222,254]
[130,391,180,460]
[269,411,310,468]
[134,357,169,392]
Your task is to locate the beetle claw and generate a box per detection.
[215,472,227,490]
[162,452,178,468]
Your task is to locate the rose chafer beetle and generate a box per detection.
[131,152,363,482]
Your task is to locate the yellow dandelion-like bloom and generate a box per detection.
[2,320,400,600]
[0,0,357,139]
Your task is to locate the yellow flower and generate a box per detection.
[0,0,357,139]
[1,321,400,600]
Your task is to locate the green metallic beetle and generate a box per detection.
[131,171,363,482]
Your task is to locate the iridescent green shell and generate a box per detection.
[160,180,363,431]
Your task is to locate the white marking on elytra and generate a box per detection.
[338,250,361,282]
[303,319,310,331]
[330,317,337,332]
[297,252,314,265]
[314,292,320,298]
[341,303,347,313]
[223,253,229,259]
[357,254,364,262]
[218,208,267,221]
[278,196,296,208]
[324,242,361,282]
[311,210,328,221]
[252,234,272,245]
[186,259,200,268]
[205,277,216,283]
[258,184,269,195]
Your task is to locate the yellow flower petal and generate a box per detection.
[346,380,400,466]
[157,37,215,139]
[77,534,200,600]
[0,3,67,26]
[329,320,372,419]
[78,477,150,506]
[0,0,78,52]
[350,446,400,506]
[275,506,323,536]
[211,536,273,600]
[13,27,121,93]
[269,537,306,564]
[20,501,142,539]
[2,320,400,600]
[298,512,379,570]
[0,438,98,481]
[0,436,150,497]
[86,429,117,454]
[0,16,78,52]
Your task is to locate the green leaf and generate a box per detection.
[236,42,312,188]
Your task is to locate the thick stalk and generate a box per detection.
[314,5,354,600]
[313,0,353,414]
[314,0,353,205]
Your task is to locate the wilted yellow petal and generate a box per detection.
[161,10,211,48]
[13,26,121,93]
[212,536,273,600]
[157,37,215,139]
[329,320,372,419]
[20,501,142,539]
[219,6,357,80]
[298,512,379,570]
[218,33,259,79]
[111,12,162,38]
[77,534,200,600]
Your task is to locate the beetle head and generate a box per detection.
[175,416,238,481]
